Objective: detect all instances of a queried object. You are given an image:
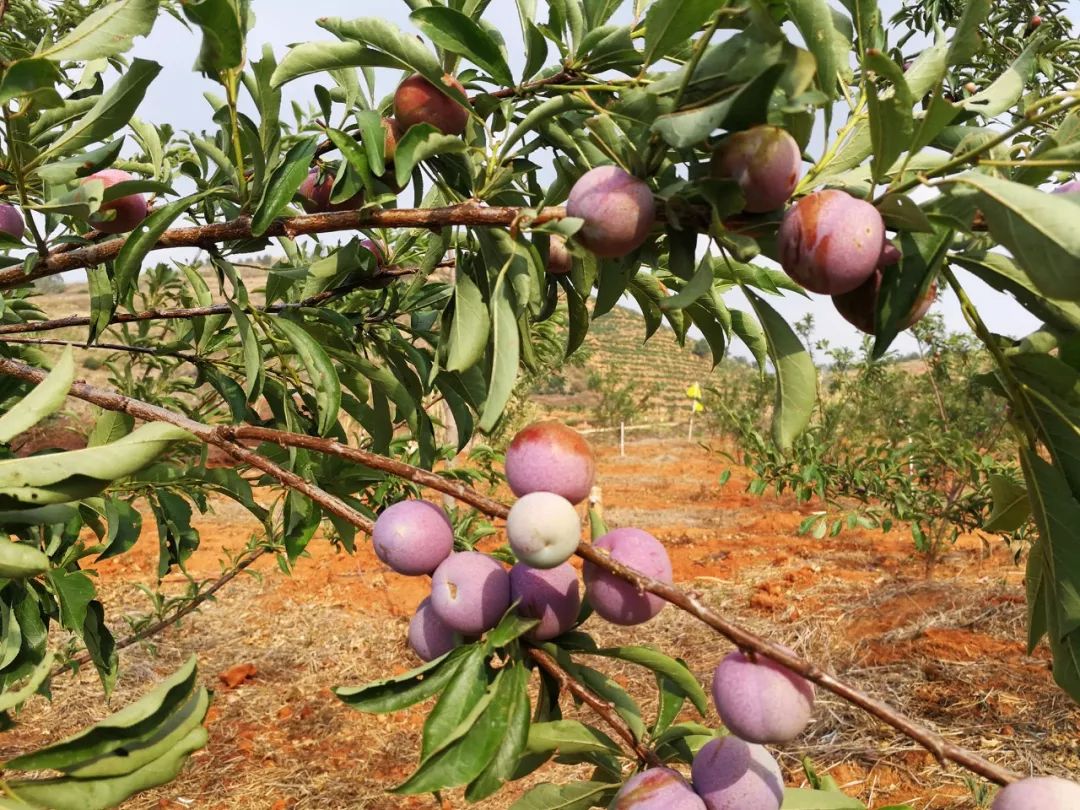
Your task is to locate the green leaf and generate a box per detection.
[0,59,63,107]
[252,136,319,237]
[421,647,488,759]
[465,662,531,801]
[0,652,54,713]
[525,720,623,757]
[86,264,115,345]
[872,226,951,358]
[39,0,159,61]
[660,255,714,312]
[863,51,913,182]
[393,123,467,189]
[181,0,246,75]
[447,268,490,373]
[642,0,717,67]
[393,664,517,794]
[47,569,96,636]
[113,188,218,301]
[730,309,768,372]
[587,646,708,716]
[229,303,263,399]
[8,727,207,810]
[6,656,198,771]
[354,110,388,177]
[411,7,513,86]
[485,610,540,650]
[510,780,618,810]
[334,647,468,713]
[960,32,1042,118]
[951,251,1080,334]
[984,474,1030,533]
[271,317,341,437]
[325,128,374,197]
[788,0,841,98]
[0,423,192,509]
[0,347,74,444]
[943,172,1080,300]
[87,410,134,448]
[270,41,400,88]
[32,180,104,218]
[745,290,817,449]
[480,256,522,432]
[946,0,990,65]
[36,59,161,164]
[781,788,867,809]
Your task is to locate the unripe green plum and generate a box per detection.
[0,204,24,240]
[832,271,937,335]
[711,126,801,213]
[505,421,595,505]
[408,596,462,661]
[507,492,581,568]
[711,651,815,744]
[298,169,364,213]
[613,767,705,809]
[372,500,454,576]
[82,169,148,234]
[430,551,511,634]
[690,736,783,810]
[509,562,581,641]
[393,73,470,136]
[566,166,656,258]
[583,528,672,625]
[778,189,884,294]
[546,235,573,275]
[992,776,1080,809]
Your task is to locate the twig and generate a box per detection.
[527,646,663,768]
[0,205,567,289]
[0,269,413,336]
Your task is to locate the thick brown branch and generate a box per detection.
[0,205,566,289]
[0,269,412,337]
[528,646,663,768]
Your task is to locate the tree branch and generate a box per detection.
[0,360,1020,786]
[0,205,567,289]
[527,646,663,768]
[0,269,413,337]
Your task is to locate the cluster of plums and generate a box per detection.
[712,125,935,335]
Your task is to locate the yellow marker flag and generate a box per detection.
[686,382,701,399]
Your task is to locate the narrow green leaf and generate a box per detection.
[411,7,514,86]
[0,59,63,107]
[393,124,467,189]
[271,318,341,437]
[525,720,623,757]
[39,0,159,62]
[181,0,246,75]
[509,780,618,810]
[781,788,867,809]
[984,474,1030,533]
[788,0,841,98]
[642,0,716,67]
[421,647,488,759]
[588,646,708,716]
[447,268,489,373]
[0,347,74,444]
[252,136,319,237]
[479,261,521,432]
[465,663,530,801]
[271,41,400,88]
[334,647,468,713]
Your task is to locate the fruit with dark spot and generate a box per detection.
[583,528,672,625]
[507,491,581,568]
[711,126,801,213]
[778,189,884,294]
[408,596,462,661]
[505,421,595,505]
[298,169,364,213]
[509,562,581,641]
[992,776,1080,809]
[372,500,454,576]
[0,204,24,240]
[566,166,655,258]
[546,235,573,275]
[81,169,148,234]
[613,767,705,809]
[711,651,815,744]
[430,551,510,634]
[394,74,470,136]
[690,736,784,810]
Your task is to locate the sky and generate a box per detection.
[116,0,1058,360]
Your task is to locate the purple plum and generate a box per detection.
[711,126,801,213]
[711,651,815,744]
[613,767,705,809]
[430,551,511,634]
[408,596,462,661]
[372,500,454,576]
[583,528,672,626]
[394,73,470,136]
[690,736,784,810]
[82,169,148,234]
[505,421,595,505]
[566,166,656,258]
[509,562,581,641]
[992,776,1080,809]
[0,204,24,240]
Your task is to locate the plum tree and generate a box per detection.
[0,204,23,239]
[408,596,462,661]
[583,528,672,625]
[504,421,595,504]
[393,73,470,135]
[430,551,511,634]
[991,776,1080,809]
[81,169,148,234]
[372,500,454,576]
[506,491,581,568]
[546,235,573,275]
[297,169,364,213]
[690,736,784,810]
[509,562,581,641]
[832,271,937,335]
[711,651,815,744]
[566,166,656,258]
[613,767,705,809]
[711,126,802,213]
[778,189,885,294]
